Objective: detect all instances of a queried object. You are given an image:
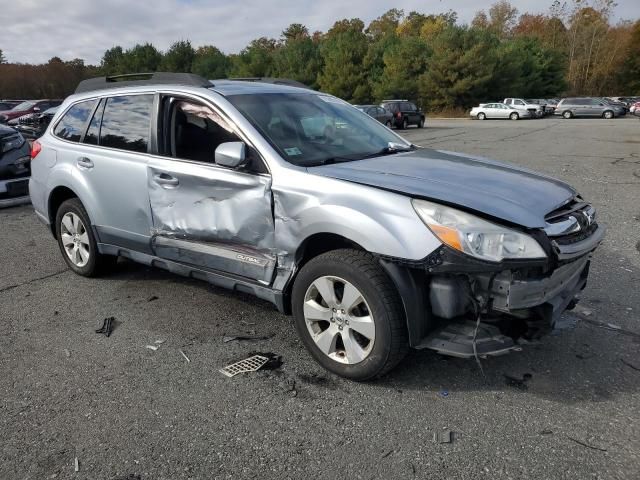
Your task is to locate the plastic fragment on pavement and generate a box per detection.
[145,345,159,351]
[180,349,191,363]
[74,456,79,472]
[219,355,269,377]
[434,430,452,443]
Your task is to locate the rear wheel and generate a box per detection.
[563,110,573,119]
[292,249,408,380]
[603,110,614,119]
[418,118,425,128]
[55,198,115,277]
[510,112,519,120]
[402,117,408,129]
[477,112,486,120]
[385,120,392,128]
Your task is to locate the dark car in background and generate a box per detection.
[0,100,24,112]
[379,100,425,129]
[555,97,624,119]
[13,106,59,139]
[0,123,31,207]
[354,104,394,127]
[0,99,62,124]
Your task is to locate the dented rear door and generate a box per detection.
[147,157,276,284]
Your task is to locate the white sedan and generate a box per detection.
[470,103,532,120]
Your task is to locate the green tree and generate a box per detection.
[230,37,277,77]
[372,36,430,102]
[160,40,195,72]
[121,43,162,73]
[271,24,322,88]
[419,26,499,109]
[318,19,369,102]
[366,9,404,40]
[101,46,125,74]
[192,46,230,79]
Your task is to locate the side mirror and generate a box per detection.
[215,141,246,168]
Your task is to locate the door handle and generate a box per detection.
[153,172,179,187]
[77,157,94,169]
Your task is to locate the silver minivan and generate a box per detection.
[29,73,604,380]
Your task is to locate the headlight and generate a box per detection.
[1,133,25,153]
[412,199,547,262]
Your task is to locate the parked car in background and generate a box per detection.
[14,106,59,139]
[554,97,624,119]
[544,98,560,114]
[525,99,551,115]
[354,105,393,127]
[602,97,627,115]
[0,100,24,112]
[0,99,62,124]
[29,72,604,380]
[503,98,543,117]
[0,123,31,207]
[379,100,425,129]
[470,102,531,120]
[629,100,640,115]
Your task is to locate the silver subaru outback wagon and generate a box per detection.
[29,73,604,380]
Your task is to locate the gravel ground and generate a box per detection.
[1,116,639,480]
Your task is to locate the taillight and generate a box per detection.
[396,112,401,118]
[31,140,42,159]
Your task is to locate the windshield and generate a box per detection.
[226,92,410,167]
[11,101,35,111]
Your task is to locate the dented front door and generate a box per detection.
[147,157,276,284]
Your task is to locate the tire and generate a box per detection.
[603,110,614,119]
[55,198,115,277]
[418,118,425,128]
[402,117,408,129]
[292,249,408,381]
[510,112,519,120]
[563,110,573,119]
[477,112,486,120]
[385,120,392,128]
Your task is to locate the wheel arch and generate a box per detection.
[47,186,79,238]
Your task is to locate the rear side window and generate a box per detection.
[100,95,153,153]
[83,99,105,146]
[53,99,97,142]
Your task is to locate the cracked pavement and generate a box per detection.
[1,117,639,479]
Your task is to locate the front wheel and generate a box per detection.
[477,112,486,120]
[563,110,573,119]
[292,249,408,380]
[510,112,519,120]
[603,110,614,119]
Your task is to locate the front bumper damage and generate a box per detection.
[380,222,605,358]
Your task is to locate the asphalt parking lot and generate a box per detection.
[1,116,639,480]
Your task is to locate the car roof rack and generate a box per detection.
[227,77,311,89]
[75,72,212,94]
[381,99,409,102]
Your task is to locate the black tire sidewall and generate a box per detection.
[402,118,408,129]
[55,198,99,276]
[511,112,519,120]
[478,113,485,120]
[292,254,399,380]
[563,111,572,119]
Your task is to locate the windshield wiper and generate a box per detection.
[357,142,416,160]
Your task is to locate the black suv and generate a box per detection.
[380,100,425,129]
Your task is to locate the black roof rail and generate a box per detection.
[75,72,212,94]
[227,77,311,89]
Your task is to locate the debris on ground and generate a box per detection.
[114,475,142,480]
[567,435,607,452]
[179,349,191,363]
[580,317,640,338]
[95,316,115,337]
[63,349,70,358]
[220,355,270,377]
[222,334,272,343]
[240,320,256,326]
[145,341,165,352]
[439,390,449,398]
[147,295,159,302]
[504,373,533,390]
[621,358,640,372]
[539,429,553,435]
[280,378,297,397]
[219,352,282,377]
[74,456,79,472]
[434,430,453,443]
[380,449,394,458]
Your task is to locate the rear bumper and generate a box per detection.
[0,176,30,207]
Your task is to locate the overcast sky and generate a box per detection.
[2,0,639,64]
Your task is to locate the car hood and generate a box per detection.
[310,148,576,228]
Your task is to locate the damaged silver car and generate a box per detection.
[29,73,605,380]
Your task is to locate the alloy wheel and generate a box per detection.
[60,212,90,267]
[303,275,375,364]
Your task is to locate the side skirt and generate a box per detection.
[97,243,286,313]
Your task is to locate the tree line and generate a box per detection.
[1,0,638,111]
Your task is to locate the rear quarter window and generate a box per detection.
[53,99,98,142]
